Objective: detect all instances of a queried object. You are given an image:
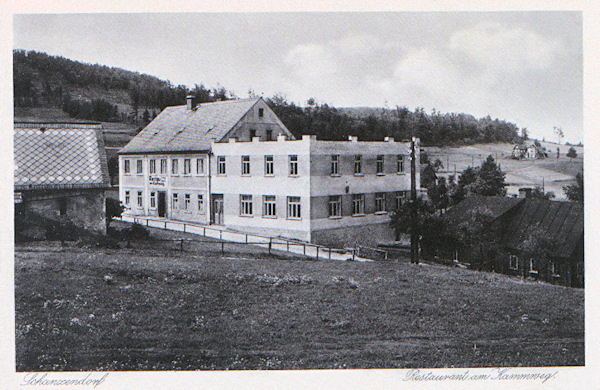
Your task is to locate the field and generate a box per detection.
[424,142,583,199]
[15,237,584,371]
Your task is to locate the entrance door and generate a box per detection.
[158,191,166,217]
[212,194,224,225]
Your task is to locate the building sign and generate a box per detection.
[149,176,166,186]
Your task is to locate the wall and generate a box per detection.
[311,222,396,248]
[23,189,106,234]
[222,99,292,142]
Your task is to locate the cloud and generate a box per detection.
[284,43,338,80]
[449,22,561,72]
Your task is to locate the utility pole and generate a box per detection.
[410,136,418,264]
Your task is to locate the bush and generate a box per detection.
[107,223,149,241]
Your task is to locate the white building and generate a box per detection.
[119,97,419,248]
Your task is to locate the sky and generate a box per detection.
[13,12,583,143]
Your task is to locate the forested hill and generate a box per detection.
[14,49,523,146]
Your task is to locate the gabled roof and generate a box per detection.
[14,122,110,191]
[443,195,523,224]
[503,198,583,259]
[119,97,264,154]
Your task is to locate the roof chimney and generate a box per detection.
[186,95,195,110]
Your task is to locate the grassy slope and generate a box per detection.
[15,242,583,371]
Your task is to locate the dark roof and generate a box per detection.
[503,199,583,259]
[444,195,523,224]
[14,123,110,191]
[119,98,262,154]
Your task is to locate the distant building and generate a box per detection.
[512,143,547,160]
[119,97,419,248]
[14,122,111,234]
[438,195,583,287]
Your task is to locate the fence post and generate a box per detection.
[146,219,149,227]
[303,243,306,256]
[221,240,225,256]
[183,223,186,233]
[268,237,272,255]
[329,248,331,260]
[246,234,248,244]
[316,246,319,260]
[164,221,167,229]
[286,240,289,252]
[352,248,356,261]
[180,239,184,252]
[220,230,222,241]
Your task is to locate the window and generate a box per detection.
[184,193,191,210]
[58,198,67,216]
[160,159,167,174]
[264,155,274,176]
[529,258,537,274]
[171,159,179,175]
[352,194,365,215]
[196,158,204,175]
[329,195,342,218]
[289,155,298,176]
[137,191,143,207]
[242,156,251,175]
[375,192,386,213]
[354,155,362,175]
[331,155,339,175]
[136,160,143,174]
[263,195,277,218]
[149,159,156,174]
[150,192,156,209]
[509,255,519,270]
[550,261,560,276]
[376,155,385,175]
[197,194,205,214]
[396,191,406,209]
[183,159,191,175]
[397,155,405,174]
[217,156,226,175]
[125,190,130,205]
[124,159,131,174]
[240,195,253,216]
[258,108,264,118]
[172,193,179,210]
[249,129,256,140]
[287,196,301,219]
[266,129,273,141]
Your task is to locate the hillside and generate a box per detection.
[424,143,583,200]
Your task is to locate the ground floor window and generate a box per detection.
[550,261,560,277]
[240,194,253,216]
[263,195,277,217]
[125,190,130,206]
[184,194,191,210]
[287,196,301,219]
[509,254,519,270]
[329,195,342,217]
[150,192,156,209]
[137,191,143,207]
[396,191,406,209]
[197,194,205,214]
[352,194,365,215]
[172,193,179,210]
[529,258,537,274]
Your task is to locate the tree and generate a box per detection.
[530,186,555,200]
[567,146,578,161]
[432,158,444,171]
[427,176,449,212]
[519,224,560,278]
[554,126,564,145]
[389,196,433,241]
[520,127,529,140]
[469,155,507,196]
[105,198,124,228]
[455,207,499,269]
[563,172,583,202]
[421,164,437,189]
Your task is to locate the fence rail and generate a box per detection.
[119,215,384,262]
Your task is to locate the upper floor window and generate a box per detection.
[149,159,156,174]
[258,108,264,118]
[263,195,277,218]
[160,159,167,174]
[196,158,205,175]
[397,155,405,174]
[287,196,301,219]
[217,156,226,175]
[376,155,385,175]
[331,155,339,176]
[171,159,179,175]
[352,194,365,215]
[124,160,131,174]
[289,155,298,176]
[136,159,143,174]
[375,192,386,213]
[265,155,274,176]
[240,194,253,216]
[183,159,191,175]
[242,156,251,175]
[329,195,342,218]
[354,155,362,175]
